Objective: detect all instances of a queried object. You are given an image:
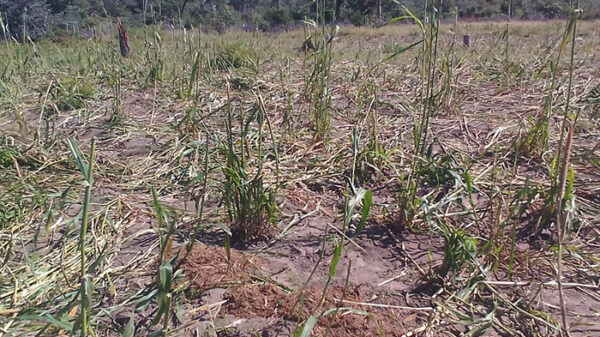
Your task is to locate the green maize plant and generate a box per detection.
[150,187,177,336]
[67,138,96,337]
[109,68,124,123]
[436,222,478,281]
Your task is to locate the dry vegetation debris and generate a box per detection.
[1,16,600,337]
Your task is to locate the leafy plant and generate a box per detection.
[436,222,478,280]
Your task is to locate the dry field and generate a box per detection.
[1,16,600,337]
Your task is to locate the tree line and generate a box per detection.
[1,0,599,41]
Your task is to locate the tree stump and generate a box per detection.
[116,19,130,58]
[463,34,471,48]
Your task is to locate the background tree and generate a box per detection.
[0,0,51,41]
[2,0,599,41]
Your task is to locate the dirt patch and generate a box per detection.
[223,284,421,337]
[181,244,261,293]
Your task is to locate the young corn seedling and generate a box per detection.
[181,132,210,263]
[353,124,394,188]
[294,183,372,336]
[317,126,373,306]
[133,188,181,337]
[149,187,178,337]
[436,221,478,281]
[67,138,96,337]
[315,185,372,313]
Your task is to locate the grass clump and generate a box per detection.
[211,41,257,71]
[51,77,95,111]
[221,86,279,243]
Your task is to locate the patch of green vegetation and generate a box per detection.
[211,41,257,71]
[51,76,95,111]
[0,146,17,168]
